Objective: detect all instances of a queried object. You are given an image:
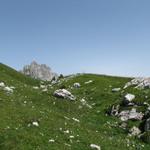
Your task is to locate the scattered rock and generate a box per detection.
[90,144,101,150]
[124,78,150,89]
[4,86,13,93]
[123,94,135,106]
[73,83,81,88]
[112,88,121,92]
[124,94,135,102]
[10,86,15,89]
[24,101,27,104]
[148,107,150,111]
[119,122,127,129]
[69,135,74,139]
[129,126,141,136]
[80,98,86,105]
[0,82,5,87]
[85,80,93,84]
[32,121,39,127]
[108,105,120,116]
[119,108,143,121]
[143,102,150,107]
[54,89,76,100]
[64,130,70,134]
[49,139,55,143]
[0,82,14,93]
[64,116,70,120]
[42,88,48,92]
[40,85,46,89]
[72,118,80,123]
[80,98,92,109]
[33,86,39,89]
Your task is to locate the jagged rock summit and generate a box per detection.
[21,61,58,81]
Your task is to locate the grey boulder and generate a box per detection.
[119,108,143,121]
[123,93,135,106]
[129,126,141,136]
[54,89,76,100]
[73,83,81,88]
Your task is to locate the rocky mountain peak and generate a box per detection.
[21,61,58,81]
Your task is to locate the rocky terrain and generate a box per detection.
[0,62,150,149]
[21,61,58,81]
[107,77,150,144]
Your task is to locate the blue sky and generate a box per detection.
[0,0,150,76]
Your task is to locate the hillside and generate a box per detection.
[0,63,150,150]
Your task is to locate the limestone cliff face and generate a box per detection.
[21,61,57,81]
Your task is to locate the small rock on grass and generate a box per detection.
[90,144,101,150]
[112,88,121,92]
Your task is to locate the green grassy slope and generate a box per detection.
[0,63,150,150]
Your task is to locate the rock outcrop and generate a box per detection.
[21,61,57,81]
[124,78,150,89]
[118,108,144,121]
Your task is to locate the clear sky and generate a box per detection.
[0,0,150,77]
